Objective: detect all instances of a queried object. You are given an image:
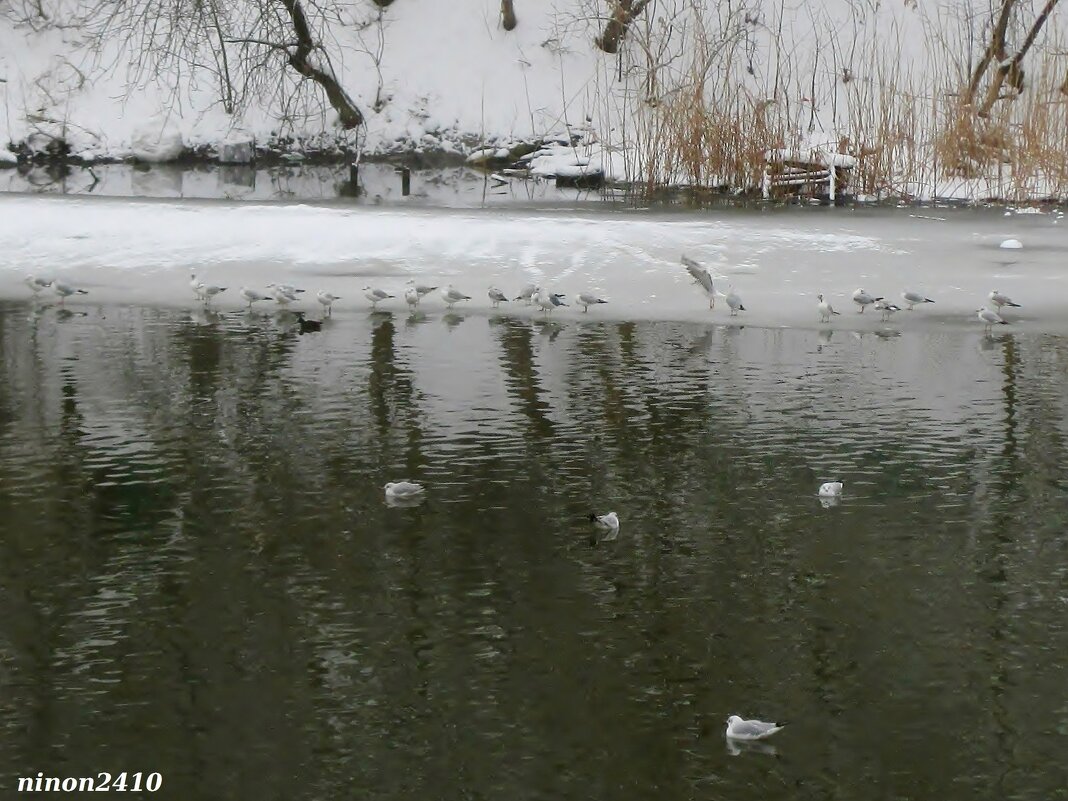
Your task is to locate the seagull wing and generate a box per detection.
[682,255,714,294]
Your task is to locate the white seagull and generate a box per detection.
[52,280,89,304]
[316,290,340,315]
[577,292,608,312]
[240,287,272,308]
[589,511,620,540]
[682,254,716,309]
[190,272,227,303]
[534,288,567,314]
[852,288,883,313]
[723,287,746,316]
[901,290,935,310]
[406,279,438,298]
[440,284,472,309]
[817,294,840,322]
[988,290,1021,310]
[488,286,509,308]
[25,275,52,294]
[818,481,843,497]
[384,481,425,500]
[404,286,421,310]
[364,286,394,308]
[268,283,300,306]
[514,283,537,304]
[725,715,787,741]
[977,306,1009,330]
[874,300,902,321]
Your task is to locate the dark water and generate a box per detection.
[1,300,1067,800]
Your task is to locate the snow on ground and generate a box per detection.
[2,194,1066,333]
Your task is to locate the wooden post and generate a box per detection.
[396,166,411,196]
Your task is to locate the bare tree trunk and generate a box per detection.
[977,0,1060,116]
[595,0,653,54]
[964,0,1016,106]
[501,0,517,31]
[279,0,364,128]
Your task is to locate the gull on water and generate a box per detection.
[988,290,1021,310]
[364,286,394,308]
[901,290,935,310]
[723,287,746,316]
[725,716,787,741]
[404,286,421,309]
[240,287,272,308]
[682,254,716,309]
[819,481,843,497]
[316,291,340,315]
[589,511,620,541]
[25,275,52,294]
[441,284,472,309]
[384,481,425,500]
[488,286,509,308]
[514,283,537,304]
[817,294,840,322]
[977,307,1008,330]
[534,288,567,314]
[852,288,883,313]
[874,300,901,321]
[52,280,89,303]
[577,292,607,312]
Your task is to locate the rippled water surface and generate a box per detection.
[1,300,1067,800]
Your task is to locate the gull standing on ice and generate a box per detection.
[52,280,89,304]
[514,283,537,304]
[25,275,52,294]
[682,254,716,309]
[901,290,935,310]
[316,291,340,315]
[268,283,300,306]
[240,287,272,309]
[441,284,472,309]
[852,288,883,313]
[988,290,1021,310]
[190,272,227,303]
[723,287,746,316]
[817,294,840,322]
[977,306,1009,331]
[363,286,394,309]
[874,300,901,321]
[406,279,438,298]
[577,292,607,312]
[534,288,567,314]
[725,716,787,741]
[488,286,509,308]
[404,286,422,310]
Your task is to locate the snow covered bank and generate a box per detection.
[2,195,1067,333]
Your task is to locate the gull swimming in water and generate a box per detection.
[316,291,340,315]
[240,287,272,308]
[577,292,607,312]
[874,299,901,321]
[977,306,1008,330]
[589,511,620,541]
[514,283,537,304]
[682,254,716,309]
[817,294,840,322]
[725,716,787,741]
[25,275,52,294]
[52,280,89,304]
[384,481,425,501]
[364,286,394,308]
[723,287,746,316]
[988,290,1021,310]
[818,481,843,497]
[441,284,472,309]
[488,286,509,308]
[852,288,883,313]
[901,290,935,310]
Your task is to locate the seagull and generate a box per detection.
[725,716,787,741]
[852,288,883,313]
[818,481,843,497]
[977,306,1009,330]
[589,511,620,531]
[316,290,340,315]
[874,299,902,321]
[440,284,472,309]
[534,288,567,314]
[363,286,394,308]
[901,290,935,310]
[52,280,89,304]
[988,290,1021,310]
[25,275,52,294]
[488,286,509,308]
[240,287,272,308]
[404,286,421,309]
[817,294,840,322]
[268,283,300,306]
[577,292,608,312]
[384,481,425,500]
[406,279,438,298]
[682,254,716,309]
[514,283,537,304]
[723,287,746,316]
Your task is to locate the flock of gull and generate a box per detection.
[23,255,1023,334]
